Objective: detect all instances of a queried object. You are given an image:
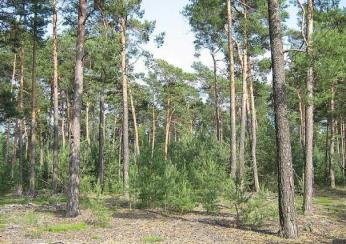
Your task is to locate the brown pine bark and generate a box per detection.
[303,0,314,215]
[296,89,305,148]
[227,0,237,178]
[268,0,298,238]
[67,0,87,217]
[120,15,129,200]
[29,14,38,195]
[341,120,345,177]
[98,93,105,189]
[329,85,336,189]
[52,0,59,193]
[164,98,173,160]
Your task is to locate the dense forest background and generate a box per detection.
[0,0,345,240]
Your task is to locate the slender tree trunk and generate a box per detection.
[151,106,156,158]
[268,0,298,238]
[112,115,117,147]
[40,128,44,168]
[11,122,18,180]
[16,47,24,195]
[249,71,260,193]
[329,85,336,189]
[98,93,105,189]
[86,101,90,145]
[303,0,314,215]
[67,0,87,217]
[52,0,59,193]
[164,98,172,160]
[118,129,122,183]
[211,53,220,142]
[227,0,237,178]
[29,17,38,196]
[130,89,140,156]
[120,16,129,200]
[297,89,305,148]
[341,120,345,177]
[239,2,249,188]
[67,92,71,143]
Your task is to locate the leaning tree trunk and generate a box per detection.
[329,85,336,189]
[268,0,298,238]
[296,89,305,149]
[120,15,129,200]
[227,0,237,178]
[98,93,105,189]
[29,17,38,196]
[52,0,59,193]
[67,0,87,217]
[303,0,314,215]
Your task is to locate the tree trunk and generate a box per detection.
[120,16,129,200]
[164,98,172,160]
[296,89,305,149]
[29,16,38,196]
[303,0,314,215]
[268,0,298,238]
[227,0,237,178]
[112,115,117,148]
[11,122,18,180]
[239,2,248,188]
[329,85,336,189]
[52,0,59,193]
[67,0,87,217]
[249,71,260,193]
[98,93,105,189]
[16,47,24,195]
[211,53,220,142]
[130,89,140,156]
[151,106,156,158]
[86,101,90,145]
[341,120,345,177]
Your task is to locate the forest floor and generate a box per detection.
[0,187,345,244]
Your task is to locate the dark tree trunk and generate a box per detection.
[98,93,105,189]
[268,0,298,238]
[227,0,237,178]
[67,0,87,217]
[52,0,59,193]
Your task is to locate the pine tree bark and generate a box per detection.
[86,101,90,145]
[120,16,129,200]
[341,120,345,177]
[52,0,59,193]
[98,93,105,189]
[211,53,220,142]
[303,0,314,215]
[239,1,249,188]
[67,0,87,217]
[151,106,156,158]
[227,0,237,178]
[130,89,140,156]
[296,89,305,149]
[16,47,25,195]
[249,69,260,193]
[29,15,38,196]
[268,0,298,238]
[329,85,336,189]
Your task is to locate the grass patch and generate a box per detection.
[41,222,87,233]
[142,235,163,243]
[82,197,113,228]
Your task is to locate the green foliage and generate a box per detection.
[42,223,87,233]
[142,235,164,243]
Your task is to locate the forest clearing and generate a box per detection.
[0,187,345,243]
[0,0,345,243]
